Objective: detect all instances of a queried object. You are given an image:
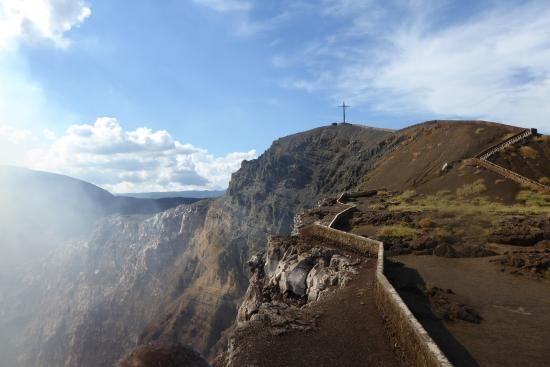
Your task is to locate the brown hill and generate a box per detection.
[359,120,529,201]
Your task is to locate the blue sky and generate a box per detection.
[1,0,550,192]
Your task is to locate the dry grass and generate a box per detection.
[518,146,538,159]
[418,217,435,228]
[433,227,452,237]
[516,190,550,207]
[395,190,416,201]
[539,176,550,186]
[377,225,420,238]
[534,135,550,143]
[388,192,549,215]
[456,179,487,198]
[435,190,452,197]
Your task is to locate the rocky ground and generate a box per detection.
[215,234,402,367]
[491,249,550,279]
[312,190,550,258]
[116,342,209,367]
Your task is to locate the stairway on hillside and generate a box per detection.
[472,128,549,193]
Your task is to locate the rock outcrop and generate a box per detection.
[216,234,362,366]
[116,342,209,367]
[237,235,361,325]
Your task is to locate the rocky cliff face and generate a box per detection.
[1,124,395,366]
[215,234,362,367]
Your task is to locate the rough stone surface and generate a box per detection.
[490,216,549,246]
[236,235,361,336]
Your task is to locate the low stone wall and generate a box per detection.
[300,224,452,367]
[340,190,378,200]
[327,205,356,228]
[374,249,452,367]
[300,224,378,255]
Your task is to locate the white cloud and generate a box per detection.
[0,125,36,166]
[192,0,251,12]
[0,0,91,49]
[0,0,92,144]
[27,118,257,192]
[278,0,550,133]
[192,0,290,36]
[42,128,57,140]
[0,125,32,143]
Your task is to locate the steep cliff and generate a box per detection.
[2,123,394,366]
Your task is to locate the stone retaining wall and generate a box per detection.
[300,224,378,255]
[340,190,378,199]
[472,158,549,193]
[300,223,452,367]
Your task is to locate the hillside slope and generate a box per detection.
[360,121,527,200]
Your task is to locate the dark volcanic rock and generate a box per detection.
[117,342,209,367]
[410,236,439,251]
[491,249,550,278]
[490,216,549,246]
[426,287,482,324]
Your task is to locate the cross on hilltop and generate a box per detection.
[338,101,350,123]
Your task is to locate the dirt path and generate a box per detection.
[390,255,550,367]
[233,259,404,367]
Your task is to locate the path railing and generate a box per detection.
[470,127,549,192]
[469,158,549,192]
[476,128,535,160]
[301,191,453,367]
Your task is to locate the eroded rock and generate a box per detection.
[236,235,362,331]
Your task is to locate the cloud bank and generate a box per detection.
[276,0,550,132]
[25,118,256,193]
[0,0,91,49]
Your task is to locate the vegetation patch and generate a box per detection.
[456,179,487,198]
[377,225,420,238]
[516,190,550,207]
[418,217,435,228]
[518,146,538,159]
[387,191,548,215]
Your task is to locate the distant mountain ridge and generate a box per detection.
[118,190,225,199]
[0,166,201,272]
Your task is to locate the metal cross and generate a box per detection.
[338,101,350,123]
